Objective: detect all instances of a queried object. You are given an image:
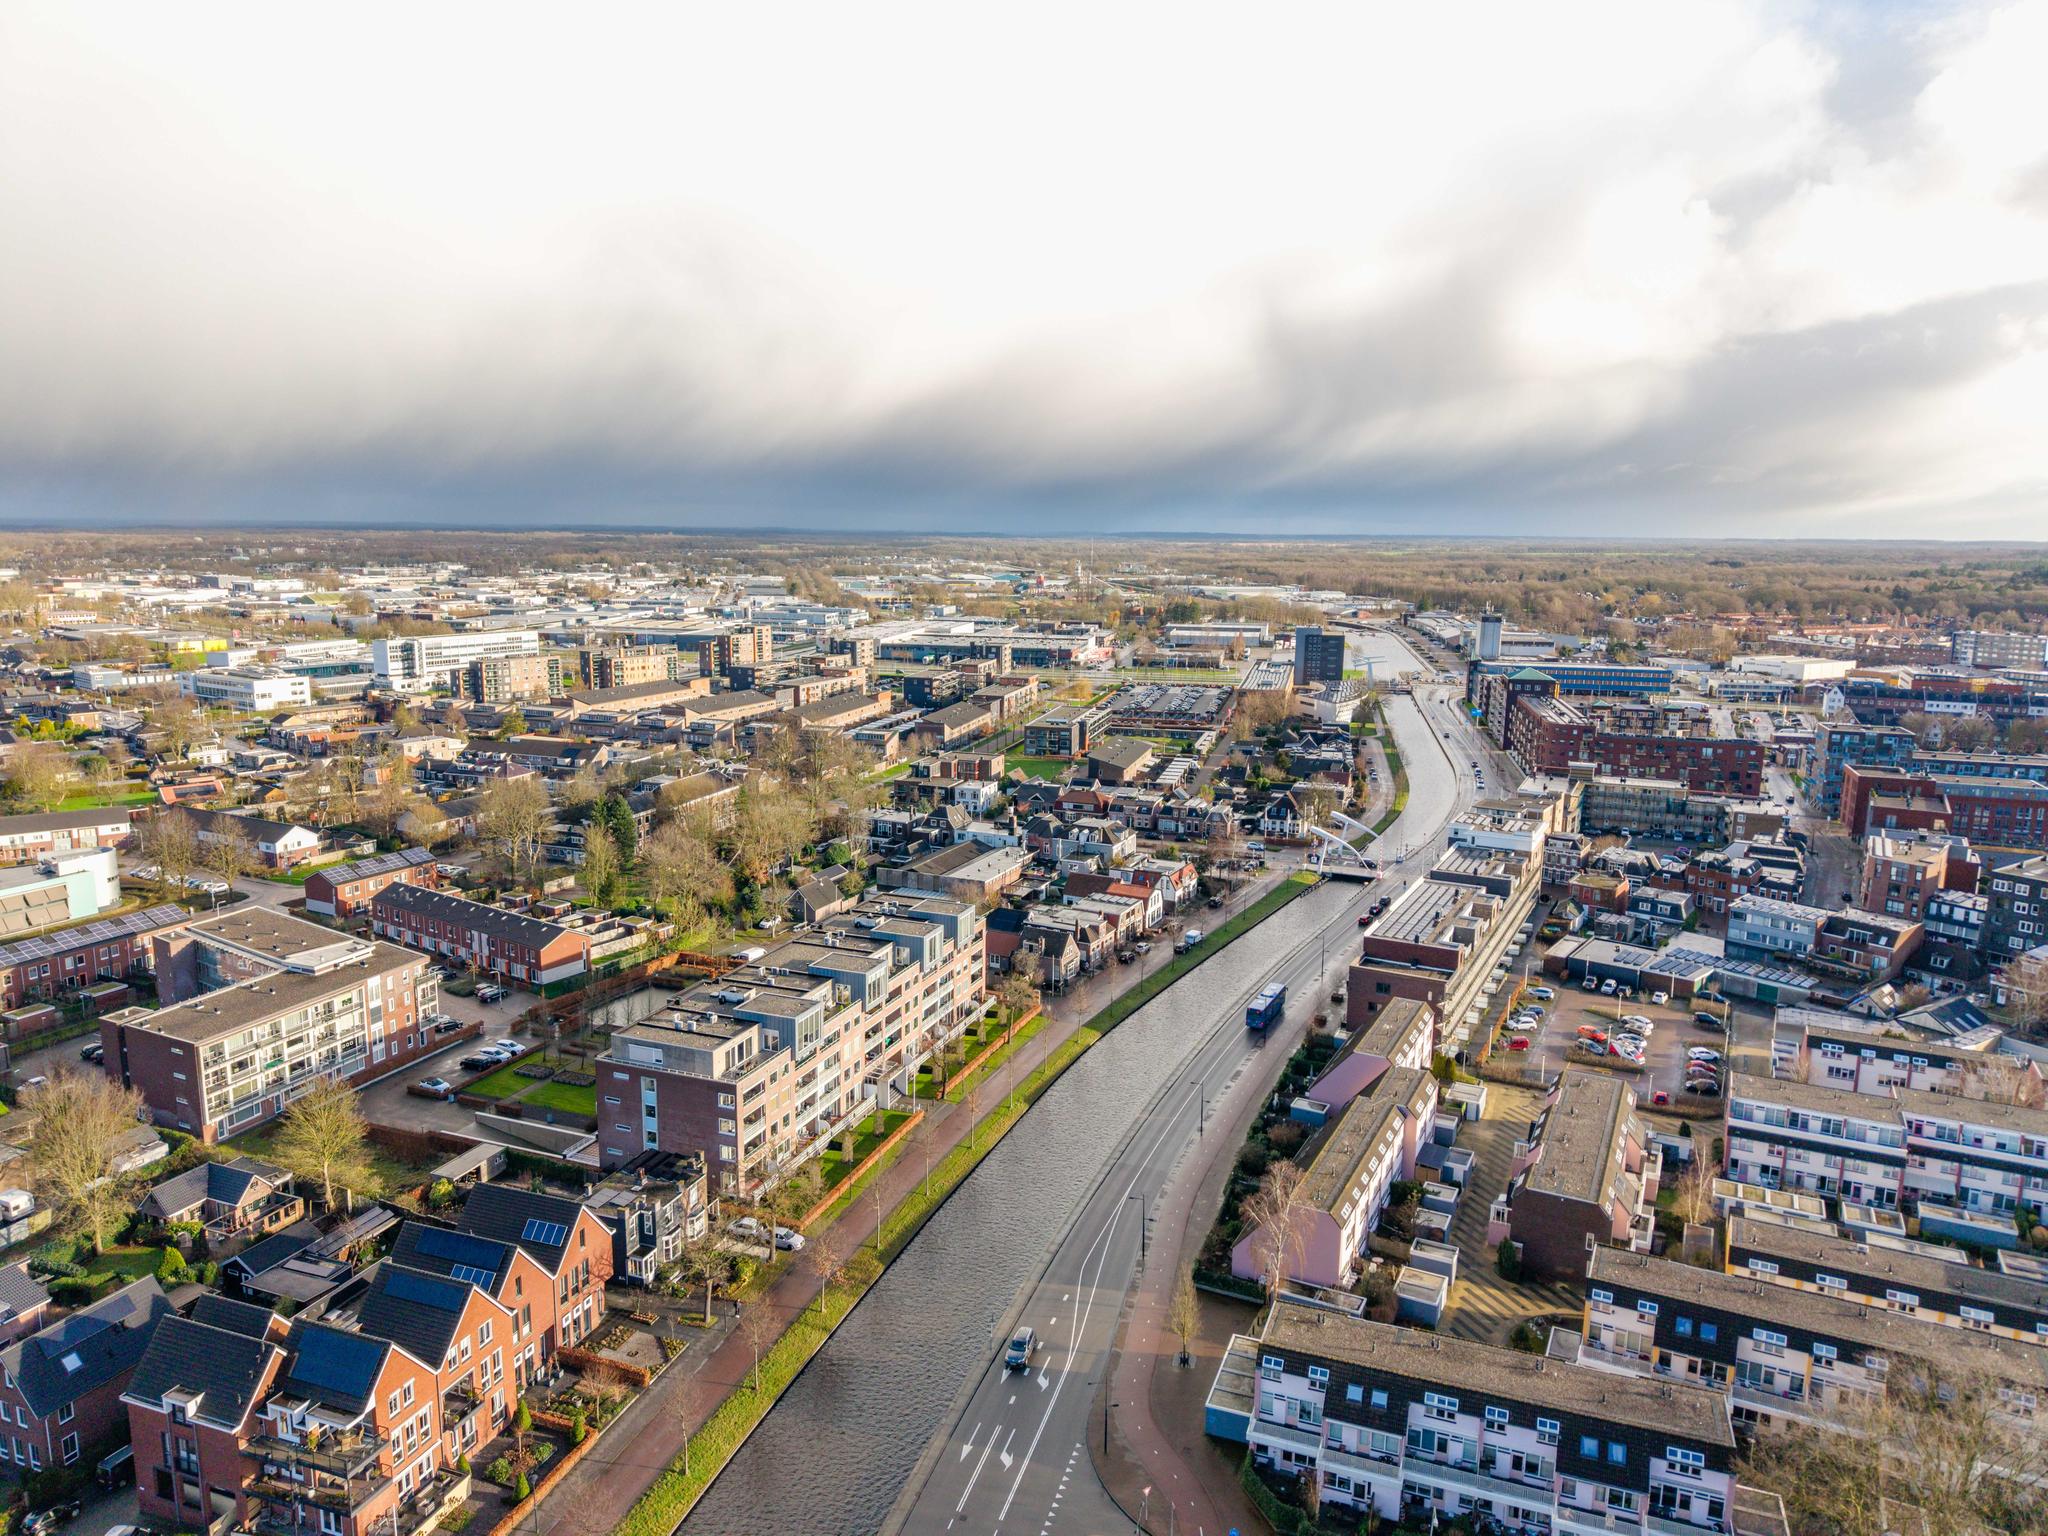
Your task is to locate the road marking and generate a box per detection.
[959,1422,981,1461]
[994,1083,1203,1524]
[955,1418,1005,1513]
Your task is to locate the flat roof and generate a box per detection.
[122,943,420,1045]
[1262,1299,1733,1445]
[1526,1069,1631,1205]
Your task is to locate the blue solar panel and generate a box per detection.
[520,1218,568,1247]
[412,1226,507,1272]
[450,1263,497,1288]
[382,1267,468,1312]
[289,1325,386,1397]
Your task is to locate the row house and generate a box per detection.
[176,807,324,871]
[304,848,441,920]
[0,807,133,866]
[1060,893,1148,948]
[1210,1298,1739,1536]
[983,908,1082,989]
[0,1277,172,1478]
[1775,1006,2031,1099]
[1500,1069,1660,1280]
[1857,831,1979,924]
[127,1191,613,1536]
[1578,1248,2048,1436]
[370,885,592,991]
[108,909,438,1142]
[584,1151,713,1286]
[0,903,190,1010]
[1725,1215,2048,1346]
[1231,1066,1437,1291]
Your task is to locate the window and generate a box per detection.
[1260,1354,1284,1382]
[1371,1389,1388,1409]
[1345,1385,1363,1404]
[1536,1418,1559,1445]
[1961,1306,1994,1329]
[479,1321,493,1347]
[1747,1258,1779,1277]
[402,1381,415,1406]
[60,1433,79,1465]
[1636,1300,1658,1318]
[1699,1323,1718,1343]
[1812,1343,1837,1362]
[56,1403,73,1425]
[1667,1447,1705,1475]
[1579,1436,1601,1460]
[1608,1443,1627,1467]
[1590,1288,1614,1305]
[1675,1316,1694,1338]
[1485,1406,1509,1429]
[1816,1273,1847,1291]
[1424,1392,1459,1420]
[1307,1366,1329,1387]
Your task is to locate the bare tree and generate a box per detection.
[996,958,1039,1036]
[137,809,199,899]
[25,1072,149,1252]
[2,742,70,812]
[803,1227,851,1323]
[578,822,624,908]
[202,817,258,896]
[269,1078,384,1212]
[640,812,735,922]
[736,1304,780,1392]
[476,774,550,881]
[1168,1266,1200,1367]
[1239,1161,1310,1305]
[1669,1154,1716,1229]
[678,1233,734,1324]
[1740,1366,2048,1536]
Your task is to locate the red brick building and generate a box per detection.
[0,808,132,866]
[304,847,441,920]
[0,904,190,1011]
[370,885,592,990]
[125,1192,614,1536]
[1508,695,1764,796]
[0,1276,171,1478]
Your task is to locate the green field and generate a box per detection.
[1004,753,1071,781]
[520,1078,598,1116]
[54,787,157,811]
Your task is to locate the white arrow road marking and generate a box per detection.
[956,1418,1005,1513]
[959,1423,981,1462]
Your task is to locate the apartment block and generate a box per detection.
[1208,1298,1738,1536]
[1725,896,1920,983]
[1985,854,2048,965]
[1291,625,1347,687]
[1773,1006,2030,1099]
[105,908,438,1141]
[370,885,592,990]
[1811,724,1916,817]
[1500,1069,1660,1279]
[1857,831,1979,923]
[1347,843,1540,1057]
[1578,1248,2047,1435]
[1952,630,2048,671]
[595,891,985,1191]
[460,652,552,704]
[1725,1215,2048,1345]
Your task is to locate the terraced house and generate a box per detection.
[126,1195,612,1536]
[1208,1298,1740,1536]
[370,885,592,991]
[0,1277,171,1476]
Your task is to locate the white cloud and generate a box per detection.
[0,0,2042,533]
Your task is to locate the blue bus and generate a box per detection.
[1246,983,1286,1031]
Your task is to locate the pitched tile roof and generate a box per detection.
[456,1184,587,1273]
[355,1263,480,1364]
[0,1276,170,1420]
[280,1320,393,1415]
[125,1312,280,1429]
[189,1295,278,1340]
[140,1155,289,1220]
[0,1264,50,1326]
[392,1222,517,1295]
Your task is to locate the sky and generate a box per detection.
[1,1,2045,539]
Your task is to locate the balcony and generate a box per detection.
[1648,1512,1729,1536]
[1250,1417,1324,1454]
[246,1466,393,1516]
[1555,1504,1646,1536]
[1319,1443,1400,1480]
[249,1429,389,1482]
[1404,1454,1550,1506]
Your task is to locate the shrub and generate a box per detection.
[427,1178,457,1210]
[456,1454,471,1475]
[155,1247,188,1286]
[1495,1242,1522,1282]
[47,1277,105,1305]
[569,1409,588,1446]
[514,1398,532,1433]
[514,1471,531,1502]
[532,1442,555,1467]
[484,1456,514,1487]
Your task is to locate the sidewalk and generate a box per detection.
[529,875,1290,1536]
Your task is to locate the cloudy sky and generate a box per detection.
[2,1,2045,537]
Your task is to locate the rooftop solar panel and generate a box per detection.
[287,1325,386,1397]
[520,1218,569,1247]
[0,905,188,970]
[382,1267,468,1312]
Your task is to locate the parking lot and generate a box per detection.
[352,981,539,1136]
[1497,981,1732,1113]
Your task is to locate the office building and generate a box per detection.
[178,666,313,713]
[371,631,541,694]
[1292,625,1347,687]
[1952,630,2048,671]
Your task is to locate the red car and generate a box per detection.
[1651,1090,1671,1106]
[1507,1036,1532,1051]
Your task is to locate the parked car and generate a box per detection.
[414,1077,454,1099]
[1600,979,1618,996]
[1684,1081,1722,1097]
[95,1444,134,1490]
[1507,1021,1538,1035]
[476,984,508,1005]
[1621,1015,1653,1030]
[1651,1090,1671,1106]
[1582,976,1600,991]
[729,1216,767,1244]
[1507,1036,1532,1051]
[1528,986,1554,1000]
[78,1041,104,1063]
[1688,1048,1723,1064]
[460,1054,501,1072]
[774,1226,806,1252]
[1650,991,1670,1006]
[1005,1326,1037,1372]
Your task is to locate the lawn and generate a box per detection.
[91,1244,164,1283]
[223,1125,440,1192]
[1004,753,1072,781]
[817,1107,916,1196]
[520,1078,597,1116]
[54,787,156,811]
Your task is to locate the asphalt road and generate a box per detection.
[886,637,1483,1536]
